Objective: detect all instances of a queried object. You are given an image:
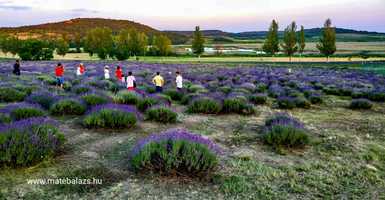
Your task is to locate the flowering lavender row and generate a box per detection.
[0,117,58,134]
[129,128,222,160]
[0,102,44,114]
[87,103,141,118]
[265,113,305,128]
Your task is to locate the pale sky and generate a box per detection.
[0,0,384,32]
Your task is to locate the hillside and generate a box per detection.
[0,18,188,44]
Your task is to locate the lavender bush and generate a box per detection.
[129,128,221,177]
[0,117,65,167]
[83,104,138,129]
[263,113,309,149]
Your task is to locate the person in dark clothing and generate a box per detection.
[13,60,20,76]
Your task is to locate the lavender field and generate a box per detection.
[0,61,385,199]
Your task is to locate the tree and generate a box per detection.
[281,21,298,61]
[114,29,131,60]
[262,20,279,55]
[55,38,69,57]
[128,29,148,57]
[1,36,19,56]
[298,25,306,55]
[154,35,172,56]
[84,27,114,59]
[17,39,54,60]
[74,33,83,53]
[317,18,336,62]
[192,26,205,57]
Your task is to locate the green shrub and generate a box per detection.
[0,118,65,167]
[308,94,323,104]
[187,98,222,114]
[164,89,184,101]
[263,114,309,149]
[11,107,45,121]
[83,109,137,129]
[264,125,309,148]
[249,94,267,105]
[350,99,373,110]
[256,83,268,93]
[0,113,11,124]
[219,86,232,94]
[294,97,311,109]
[14,85,35,95]
[129,129,221,177]
[368,91,385,102]
[73,86,90,94]
[187,84,207,93]
[26,92,56,109]
[277,97,296,109]
[81,94,108,107]
[137,98,158,112]
[145,107,177,123]
[0,88,27,102]
[37,75,57,85]
[113,91,141,105]
[222,98,256,115]
[50,99,86,116]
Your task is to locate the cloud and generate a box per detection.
[70,8,99,14]
[0,1,31,10]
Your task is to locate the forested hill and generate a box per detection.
[0,18,189,44]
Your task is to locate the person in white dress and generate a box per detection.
[104,66,110,80]
[76,63,85,76]
[176,71,183,91]
[126,71,136,91]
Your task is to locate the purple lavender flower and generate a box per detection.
[0,117,58,134]
[0,102,43,114]
[88,103,141,118]
[129,128,222,161]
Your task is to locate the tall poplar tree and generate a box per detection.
[317,18,336,62]
[192,26,205,57]
[262,20,279,55]
[281,21,298,61]
[298,25,306,56]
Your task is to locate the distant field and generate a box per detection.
[175,42,385,55]
[1,53,385,63]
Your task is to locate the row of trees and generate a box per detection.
[262,19,336,60]
[0,35,69,60]
[83,27,173,60]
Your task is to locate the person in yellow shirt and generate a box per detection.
[152,72,165,93]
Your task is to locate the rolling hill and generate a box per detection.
[0,18,189,44]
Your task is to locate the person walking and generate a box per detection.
[126,71,136,91]
[115,66,123,82]
[76,63,86,76]
[13,60,21,76]
[175,71,183,91]
[152,72,164,93]
[55,63,65,89]
[104,65,110,80]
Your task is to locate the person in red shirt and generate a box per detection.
[115,66,123,81]
[55,63,65,89]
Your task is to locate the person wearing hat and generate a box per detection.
[104,65,110,80]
